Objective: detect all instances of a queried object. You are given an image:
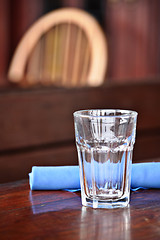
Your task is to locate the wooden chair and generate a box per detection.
[8,8,108,87]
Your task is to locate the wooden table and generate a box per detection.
[0,180,160,239]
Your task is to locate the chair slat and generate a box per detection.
[71,27,82,86]
[62,22,71,86]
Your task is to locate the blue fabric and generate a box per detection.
[131,162,160,189]
[29,162,160,191]
[29,166,80,190]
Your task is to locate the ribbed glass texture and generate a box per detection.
[74,109,138,208]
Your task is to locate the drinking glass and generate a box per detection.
[73,109,138,209]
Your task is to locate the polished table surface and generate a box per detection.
[0,180,160,240]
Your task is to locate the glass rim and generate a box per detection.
[73,109,138,119]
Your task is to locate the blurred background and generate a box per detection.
[1,0,160,86]
[0,0,160,183]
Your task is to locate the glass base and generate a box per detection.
[82,196,129,209]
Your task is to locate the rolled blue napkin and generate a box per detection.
[29,162,160,190]
[131,162,160,189]
[29,166,80,190]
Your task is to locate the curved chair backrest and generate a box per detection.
[8,8,108,87]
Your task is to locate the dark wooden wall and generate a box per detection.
[105,0,160,82]
[0,81,159,183]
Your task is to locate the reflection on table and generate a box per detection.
[0,179,159,239]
